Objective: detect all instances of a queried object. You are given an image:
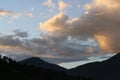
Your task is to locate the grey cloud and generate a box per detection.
[13,30,29,38]
[0,35,22,47]
[0,32,99,63]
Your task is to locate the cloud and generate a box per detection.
[58,0,70,11]
[12,13,21,19]
[0,35,22,50]
[40,0,120,53]
[88,0,120,9]
[1,0,120,63]
[0,30,99,63]
[0,30,28,51]
[25,13,33,17]
[40,12,68,33]
[0,9,34,19]
[0,9,21,19]
[13,29,29,38]
[42,0,55,8]
[0,9,15,16]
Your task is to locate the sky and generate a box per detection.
[59,53,114,69]
[0,0,120,65]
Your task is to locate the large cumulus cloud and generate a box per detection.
[40,0,120,53]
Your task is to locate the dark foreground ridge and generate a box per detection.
[70,52,120,80]
[0,55,92,80]
[1,52,120,80]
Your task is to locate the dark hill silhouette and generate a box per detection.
[19,57,67,72]
[2,53,120,80]
[70,52,120,80]
[0,55,92,80]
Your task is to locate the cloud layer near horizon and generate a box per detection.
[0,29,99,63]
[40,0,120,53]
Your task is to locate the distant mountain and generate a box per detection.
[70,52,120,80]
[19,57,67,72]
[0,56,91,80]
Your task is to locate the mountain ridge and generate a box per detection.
[19,57,67,72]
[0,55,91,80]
[70,53,120,80]
[2,52,120,80]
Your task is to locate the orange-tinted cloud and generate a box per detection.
[0,9,17,16]
[39,0,120,53]
[58,0,70,11]
[0,9,21,18]
[42,0,55,8]
[40,12,68,33]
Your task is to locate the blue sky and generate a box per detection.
[0,0,119,66]
[0,0,91,37]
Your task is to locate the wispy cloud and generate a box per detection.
[0,9,22,19]
[23,12,34,18]
[13,29,29,38]
[58,0,70,11]
[0,9,15,16]
[0,8,35,19]
[42,0,55,8]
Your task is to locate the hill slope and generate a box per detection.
[70,53,120,80]
[19,57,67,72]
[0,56,91,80]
